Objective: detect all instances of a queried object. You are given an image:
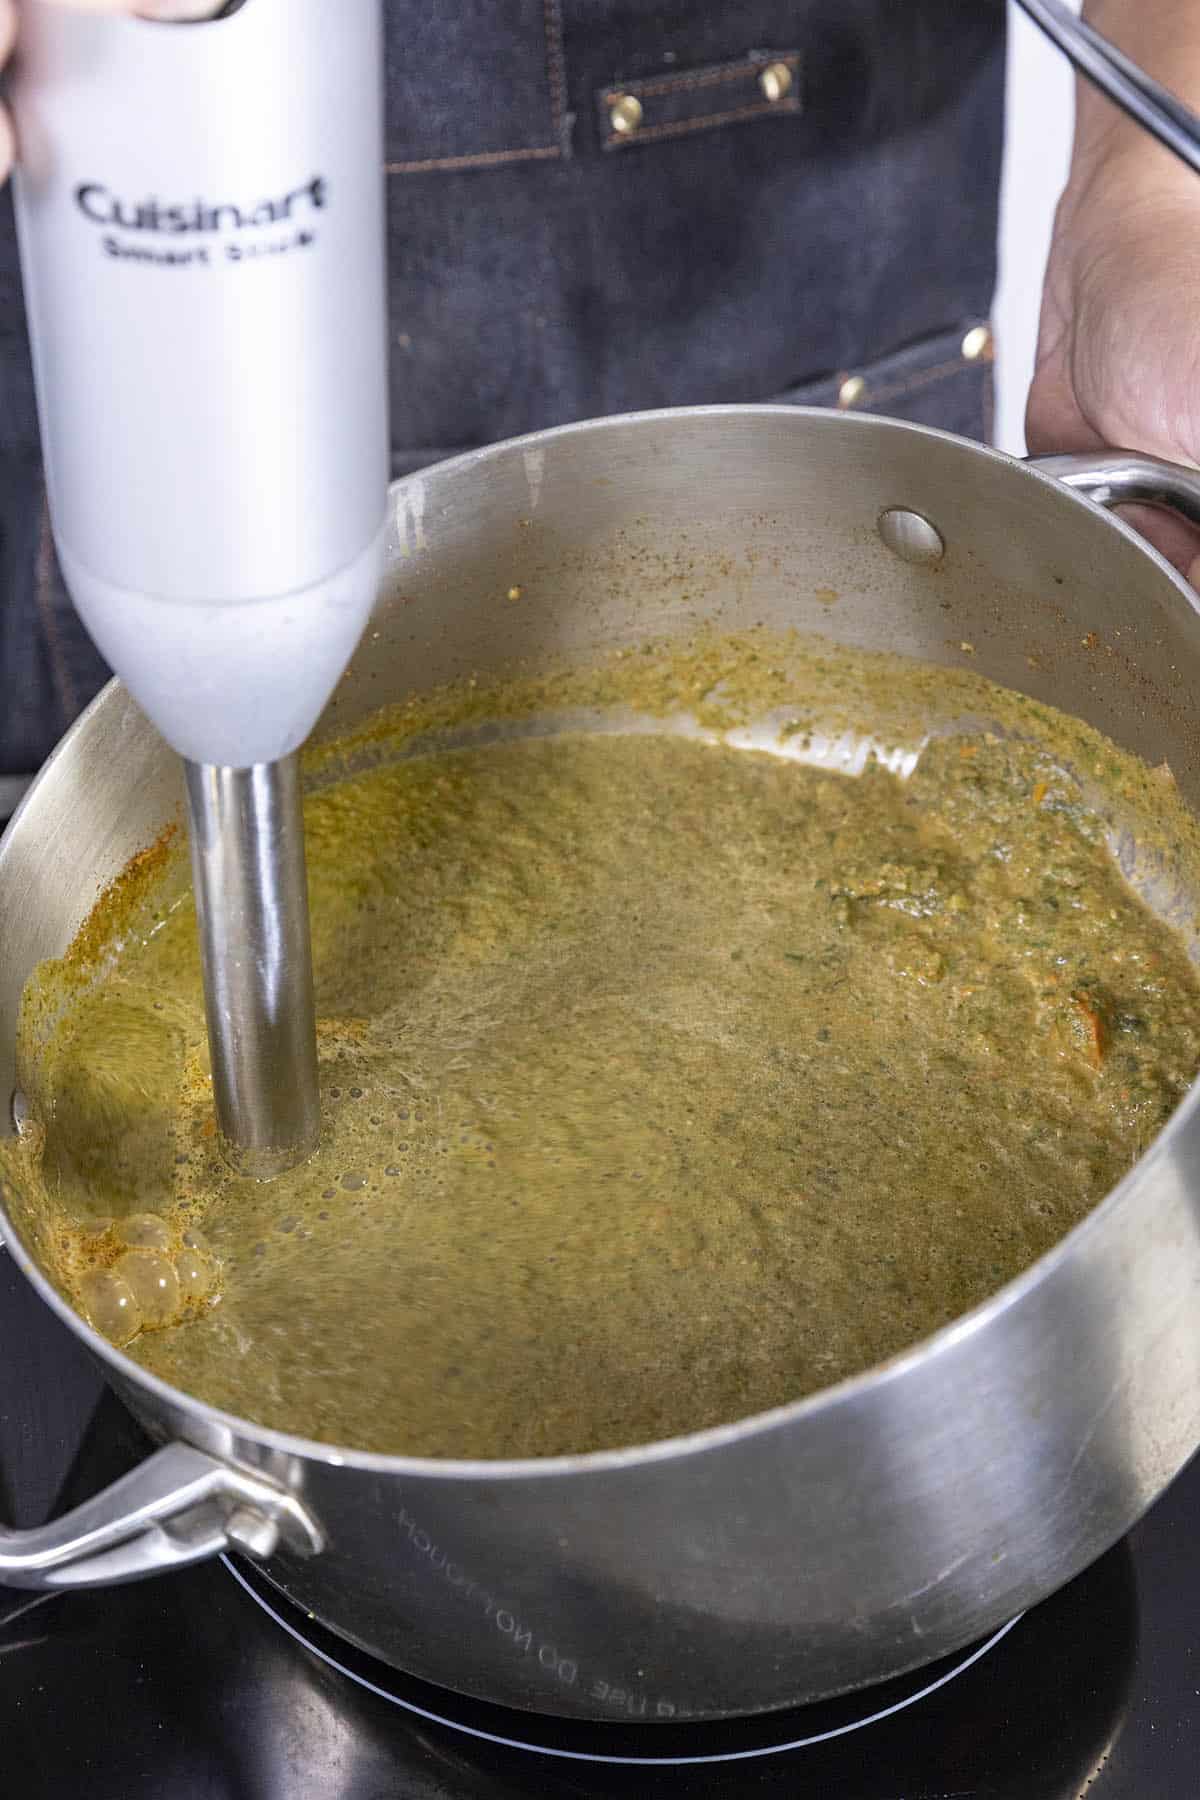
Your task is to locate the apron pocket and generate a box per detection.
[384,0,571,175]
[771,322,995,443]
[597,49,801,152]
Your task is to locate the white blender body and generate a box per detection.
[11,0,389,767]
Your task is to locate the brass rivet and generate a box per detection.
[961,324,993,363]
[608,93,644,136]
[758,61,794,104]
[837,374,865,409]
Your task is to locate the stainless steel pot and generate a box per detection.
[3,407,1200,1723]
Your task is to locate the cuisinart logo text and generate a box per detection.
[73,175,328,267]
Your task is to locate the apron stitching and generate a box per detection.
[607,52,799,103]
[541,0,571,156]
[386,145,560,175]
[34,490,77,727]
[603,67,747,103]
[385,3,571,177]
[603,98,798,151]
[858,354,972,408]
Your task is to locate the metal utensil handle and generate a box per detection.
[1013,0,1200,178]
[1032,450,1200,533]
[0,1441,322,1591]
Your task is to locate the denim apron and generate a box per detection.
[0,0,1004,788]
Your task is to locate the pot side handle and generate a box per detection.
[0,1440,323,1590]
[1031,451,1200,532]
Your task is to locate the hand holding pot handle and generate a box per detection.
[0,1440,322,1589]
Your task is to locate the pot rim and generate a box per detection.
[3,401,1197,1483]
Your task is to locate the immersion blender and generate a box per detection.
[10,0,389,1173]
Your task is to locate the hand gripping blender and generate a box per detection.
[10,0,389,1174]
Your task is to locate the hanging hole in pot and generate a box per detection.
[878,507,945,567]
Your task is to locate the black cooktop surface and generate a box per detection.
[2,1250,1197,1799]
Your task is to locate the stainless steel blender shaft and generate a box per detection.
[183,758,320,1178]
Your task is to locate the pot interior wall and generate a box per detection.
[322,411,1200,802]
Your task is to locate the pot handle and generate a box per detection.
[0,1439,323,1591]
[1031,451,1200,530]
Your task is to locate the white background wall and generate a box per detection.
[993,0,1078,453]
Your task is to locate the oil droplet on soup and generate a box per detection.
[78,1268,142,1346]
